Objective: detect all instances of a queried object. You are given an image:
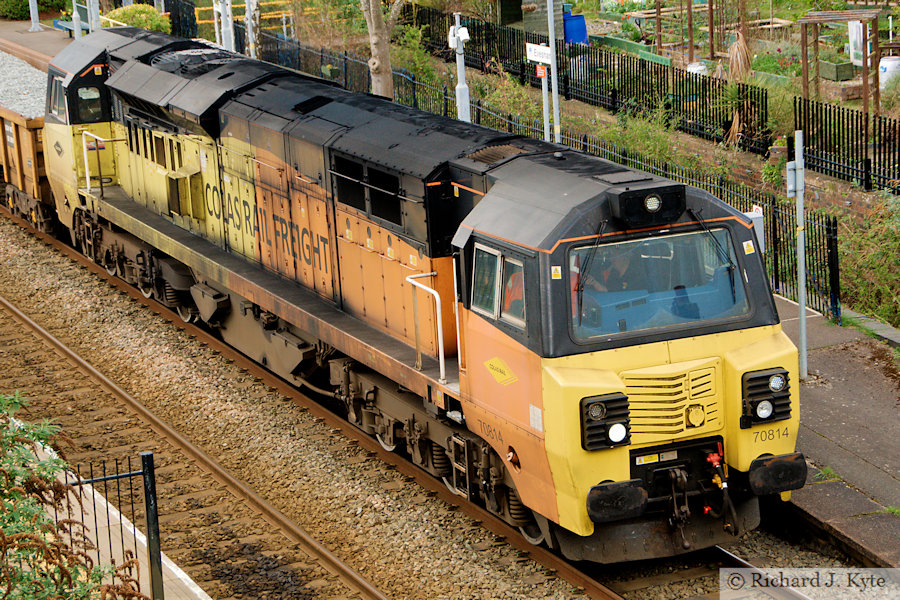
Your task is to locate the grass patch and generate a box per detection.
[815,466,841,481]
[883,506,900,517]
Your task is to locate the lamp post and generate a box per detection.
[449,13,471,123]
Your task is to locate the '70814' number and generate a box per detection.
[754,427,790,443]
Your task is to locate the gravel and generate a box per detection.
[0,51,48,119]
[0,210,860,600]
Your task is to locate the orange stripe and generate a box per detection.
[425,181,443,187]
[452,182,485,196]
[467,215,752,254]
[80,63,107,78]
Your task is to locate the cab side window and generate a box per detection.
[77,87,102,123]
[50,77,66,119]
[500,259,525,325]
[472,246,499,316]
[471,244,526,329]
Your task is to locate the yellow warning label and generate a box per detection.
[484,357,518,386]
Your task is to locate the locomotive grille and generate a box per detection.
[622,359,721,445]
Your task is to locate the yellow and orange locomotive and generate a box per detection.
[38,27,806,562]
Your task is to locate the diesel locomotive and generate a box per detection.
[9,26,807,562]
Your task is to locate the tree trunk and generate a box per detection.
[360,0,407,99]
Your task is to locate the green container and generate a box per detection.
[819,60,854,82]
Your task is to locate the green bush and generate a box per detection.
[839,192,900,328]
[0,0,66,19]
[104,3,171,33]
[1,393,134,599]
[0,0,30,20]
[390,25,436,82]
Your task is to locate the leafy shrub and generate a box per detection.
[1,393,147,599]
[0,0,30,20]
[104,3,170,33]
[839,192,900,328]
[390,25,436,82]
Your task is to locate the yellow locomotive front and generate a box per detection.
[452,151,806,561]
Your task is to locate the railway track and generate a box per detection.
[0,206,828,600]
[0,285,390,600]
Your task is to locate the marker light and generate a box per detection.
[756,400,774,419]
[608,423,627,443]
[644,194,662,213]
[588,403,607,421]
[768,374,786,392]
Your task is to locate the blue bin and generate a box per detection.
[564,13,588,44]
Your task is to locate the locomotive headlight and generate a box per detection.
[756,400,774,420]
[588,402,607,421]
[768,374,786,392]
[608,423,627,443]
[643,194,662,213]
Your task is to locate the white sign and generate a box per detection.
[526,42,552,65]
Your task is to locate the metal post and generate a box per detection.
[88,0,100,32]
[213,1,222,46]
[547,0,561,143]
[28,0,41,32]
[140,452,164,600]
[222,0,235,52]
[245,0,258,58]
[451,13,471,123]
[72,0,83,39]
[541,66,550,141]
[795,130,807,380]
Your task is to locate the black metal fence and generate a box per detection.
[407,6,771,154]
[55,451,164,600]
[795,97,900,193]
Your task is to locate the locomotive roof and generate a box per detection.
[454,150,744,251]
[226,81,516,179]
[49,27,152,84]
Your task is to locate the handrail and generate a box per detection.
[406,271,446,384]
[82,132,125,198]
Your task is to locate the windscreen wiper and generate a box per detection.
[688,207,736,302]
[576,219,608,326]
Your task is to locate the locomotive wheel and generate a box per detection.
[376,433,397,452]
[519,522,545,546]
[176,304,196,323]
[442,475,464,497]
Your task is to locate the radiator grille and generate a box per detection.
[622,360,722,445]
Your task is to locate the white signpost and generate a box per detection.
[527,42,552,142]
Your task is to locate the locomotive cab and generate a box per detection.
[453,150,806,561]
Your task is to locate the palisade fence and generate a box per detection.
[167,1,841,318]
[795,98,900,193]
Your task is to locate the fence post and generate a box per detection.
[475,99,482,125]
[412,74,418,109]
[141,452,164,600]
[769,195,780,292]
[863,158,872,191]
[443,86,449,117]
[563,72,571,101]
[826,215,841,323]
[519,61,526,86]
[582,134,588,152]
[343,53,349,90]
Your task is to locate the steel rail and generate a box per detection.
[0,282,390,600]
[715,545,816,600]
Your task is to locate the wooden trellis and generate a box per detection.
[797,9,882,115]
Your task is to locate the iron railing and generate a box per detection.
[56,451,164,600]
